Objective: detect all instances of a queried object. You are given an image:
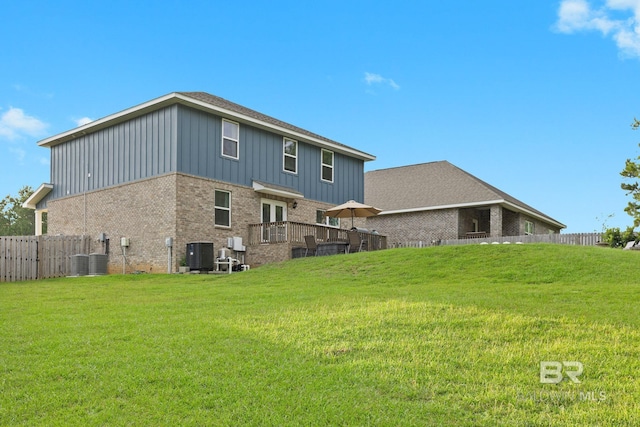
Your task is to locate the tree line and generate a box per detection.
[604,118,640,247]
[0,186,46,236]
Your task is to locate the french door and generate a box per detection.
[261,199,287,242]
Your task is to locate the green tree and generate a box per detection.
[0,186,42,236]
[602,226,638,248]
[620,118,640,226]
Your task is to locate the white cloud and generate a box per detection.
[0,107,48,140]
[364,72,400,90]
[555,0,640,57]
[75,117,94,127]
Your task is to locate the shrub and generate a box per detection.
[602,226,637,248]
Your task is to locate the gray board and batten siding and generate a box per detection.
[43,103,365,209]
[177,105,365,204]
[48,105,178,202]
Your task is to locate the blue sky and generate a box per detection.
[1,0,639,233]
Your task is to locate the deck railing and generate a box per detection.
[247,221,387,250]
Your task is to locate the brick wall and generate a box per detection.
[520,214,561,235]
[247,242,295,266]
[490,205,503,237]
[174,173,257,268]
[366,204,562,246]
[366,208,459,245]
[479,209,491,233]
[502,208,520,236]
[47,172,361,271]
[48,174,177,274]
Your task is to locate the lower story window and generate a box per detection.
[316,210,340,227]
[215,190,231,227]
[525,220,534,235]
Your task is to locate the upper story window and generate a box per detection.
[525,220,534,235]
[222,119,239,159]
[215,189,231,227]
[321,149,334,183]
[283,138,297,173]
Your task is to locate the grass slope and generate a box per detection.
[1,244,639,426]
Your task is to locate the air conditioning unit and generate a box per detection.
[70,254,89,276]
[186,242,214,271]
[89,253,108,275]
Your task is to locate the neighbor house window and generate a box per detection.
[222,119,239,159]
[283,138,297,173]
[215,190,231,227]
[316,209,339,227]
[321,149,333,182]
[525,220,534,235]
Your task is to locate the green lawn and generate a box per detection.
[1,244,639,426]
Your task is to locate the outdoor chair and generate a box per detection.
[304,235,318,256]
[347,231,364,253]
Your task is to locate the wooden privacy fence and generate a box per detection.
[392,233,604,248]
[0,235,92,282]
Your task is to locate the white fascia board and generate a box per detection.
[252,181,304,199]
[172,94,376,162]
[22,183,53,210]
[378,200,505,215]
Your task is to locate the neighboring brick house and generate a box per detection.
[364,161,565,245]
[24,92,375,272]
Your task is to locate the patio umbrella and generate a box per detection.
[325,200,382,228]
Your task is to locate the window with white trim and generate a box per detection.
[316,210,340,227]
[283,138,297,173]
[215,190,231,227]
[525,220,534,235]
[222,119,239,159]
[321,149,333,182]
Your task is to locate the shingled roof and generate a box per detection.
[365,161,565,228]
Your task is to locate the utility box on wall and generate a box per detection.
[186,242,214,271]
